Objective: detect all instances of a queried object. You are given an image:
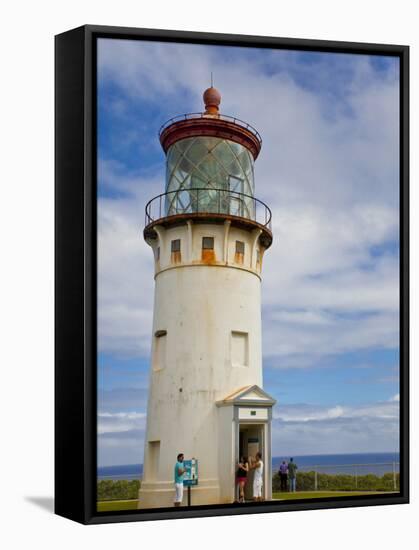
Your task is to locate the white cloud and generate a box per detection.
[275,404,345,422]
[389,393,400,402]
[98,411,146,435]
[272,400,399,455]
[263,310,399,366]
[274,400,399,422]
[98,408,147,466]
[97,166,159,357]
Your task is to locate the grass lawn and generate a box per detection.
[272,491,387,500]
[97,500,139,512]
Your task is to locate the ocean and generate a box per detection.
[98,452,400,481]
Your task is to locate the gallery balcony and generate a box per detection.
[144,187,273,248]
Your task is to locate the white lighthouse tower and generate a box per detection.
[138,87,275,508]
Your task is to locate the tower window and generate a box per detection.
[235,240,245,264]
[171,239,181,252]
[231,331,249,367]
[171,239,181,263]
[147,441,160,481]
[153,331,167,371]
[235,240,245,254]
[202,236,215,262]
[202,237,214,249]
[155,246,160,261]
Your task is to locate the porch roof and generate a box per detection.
[216,384,276,407]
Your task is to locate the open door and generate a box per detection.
[239,424,264,501]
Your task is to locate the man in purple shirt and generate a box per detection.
[279,460,288,492]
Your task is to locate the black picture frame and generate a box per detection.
[55,24,409,525]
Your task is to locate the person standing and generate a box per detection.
[236,456,249,503]
[251,452,264,502]
[288,457,298,492]
[279,460,288,492]
[174,453,185,507]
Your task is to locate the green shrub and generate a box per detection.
[97,479,141,501]
[272,471,399,492]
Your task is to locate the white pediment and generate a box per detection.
[216,385,276,407]
[239,389,269,401]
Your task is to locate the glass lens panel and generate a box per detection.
[211,141,236,168]
[165,137,255,218]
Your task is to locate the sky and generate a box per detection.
[97,38,400,467]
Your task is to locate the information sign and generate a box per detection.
[183,458,198,486]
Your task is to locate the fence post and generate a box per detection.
[393,462,397,491]
[355,466,358,489]
[314,470,318,491]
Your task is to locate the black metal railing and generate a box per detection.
[159,112,262,145]
[144,188,272,230]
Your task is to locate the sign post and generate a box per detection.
[183,458,198,506]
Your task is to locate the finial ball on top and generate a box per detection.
[203,87,221,114]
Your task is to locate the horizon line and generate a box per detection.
[98,450,400,469]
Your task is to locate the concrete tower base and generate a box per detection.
[138,479,222,509]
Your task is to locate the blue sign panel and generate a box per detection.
[183,458,198,486]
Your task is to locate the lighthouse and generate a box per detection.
[138,87,276,508]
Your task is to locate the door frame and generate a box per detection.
[235,420,269,500]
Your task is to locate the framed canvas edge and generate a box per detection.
[59,23,410,53]
[55,25,88,524]
[54,24,409,526]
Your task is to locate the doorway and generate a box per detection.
[238,424,264,501]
